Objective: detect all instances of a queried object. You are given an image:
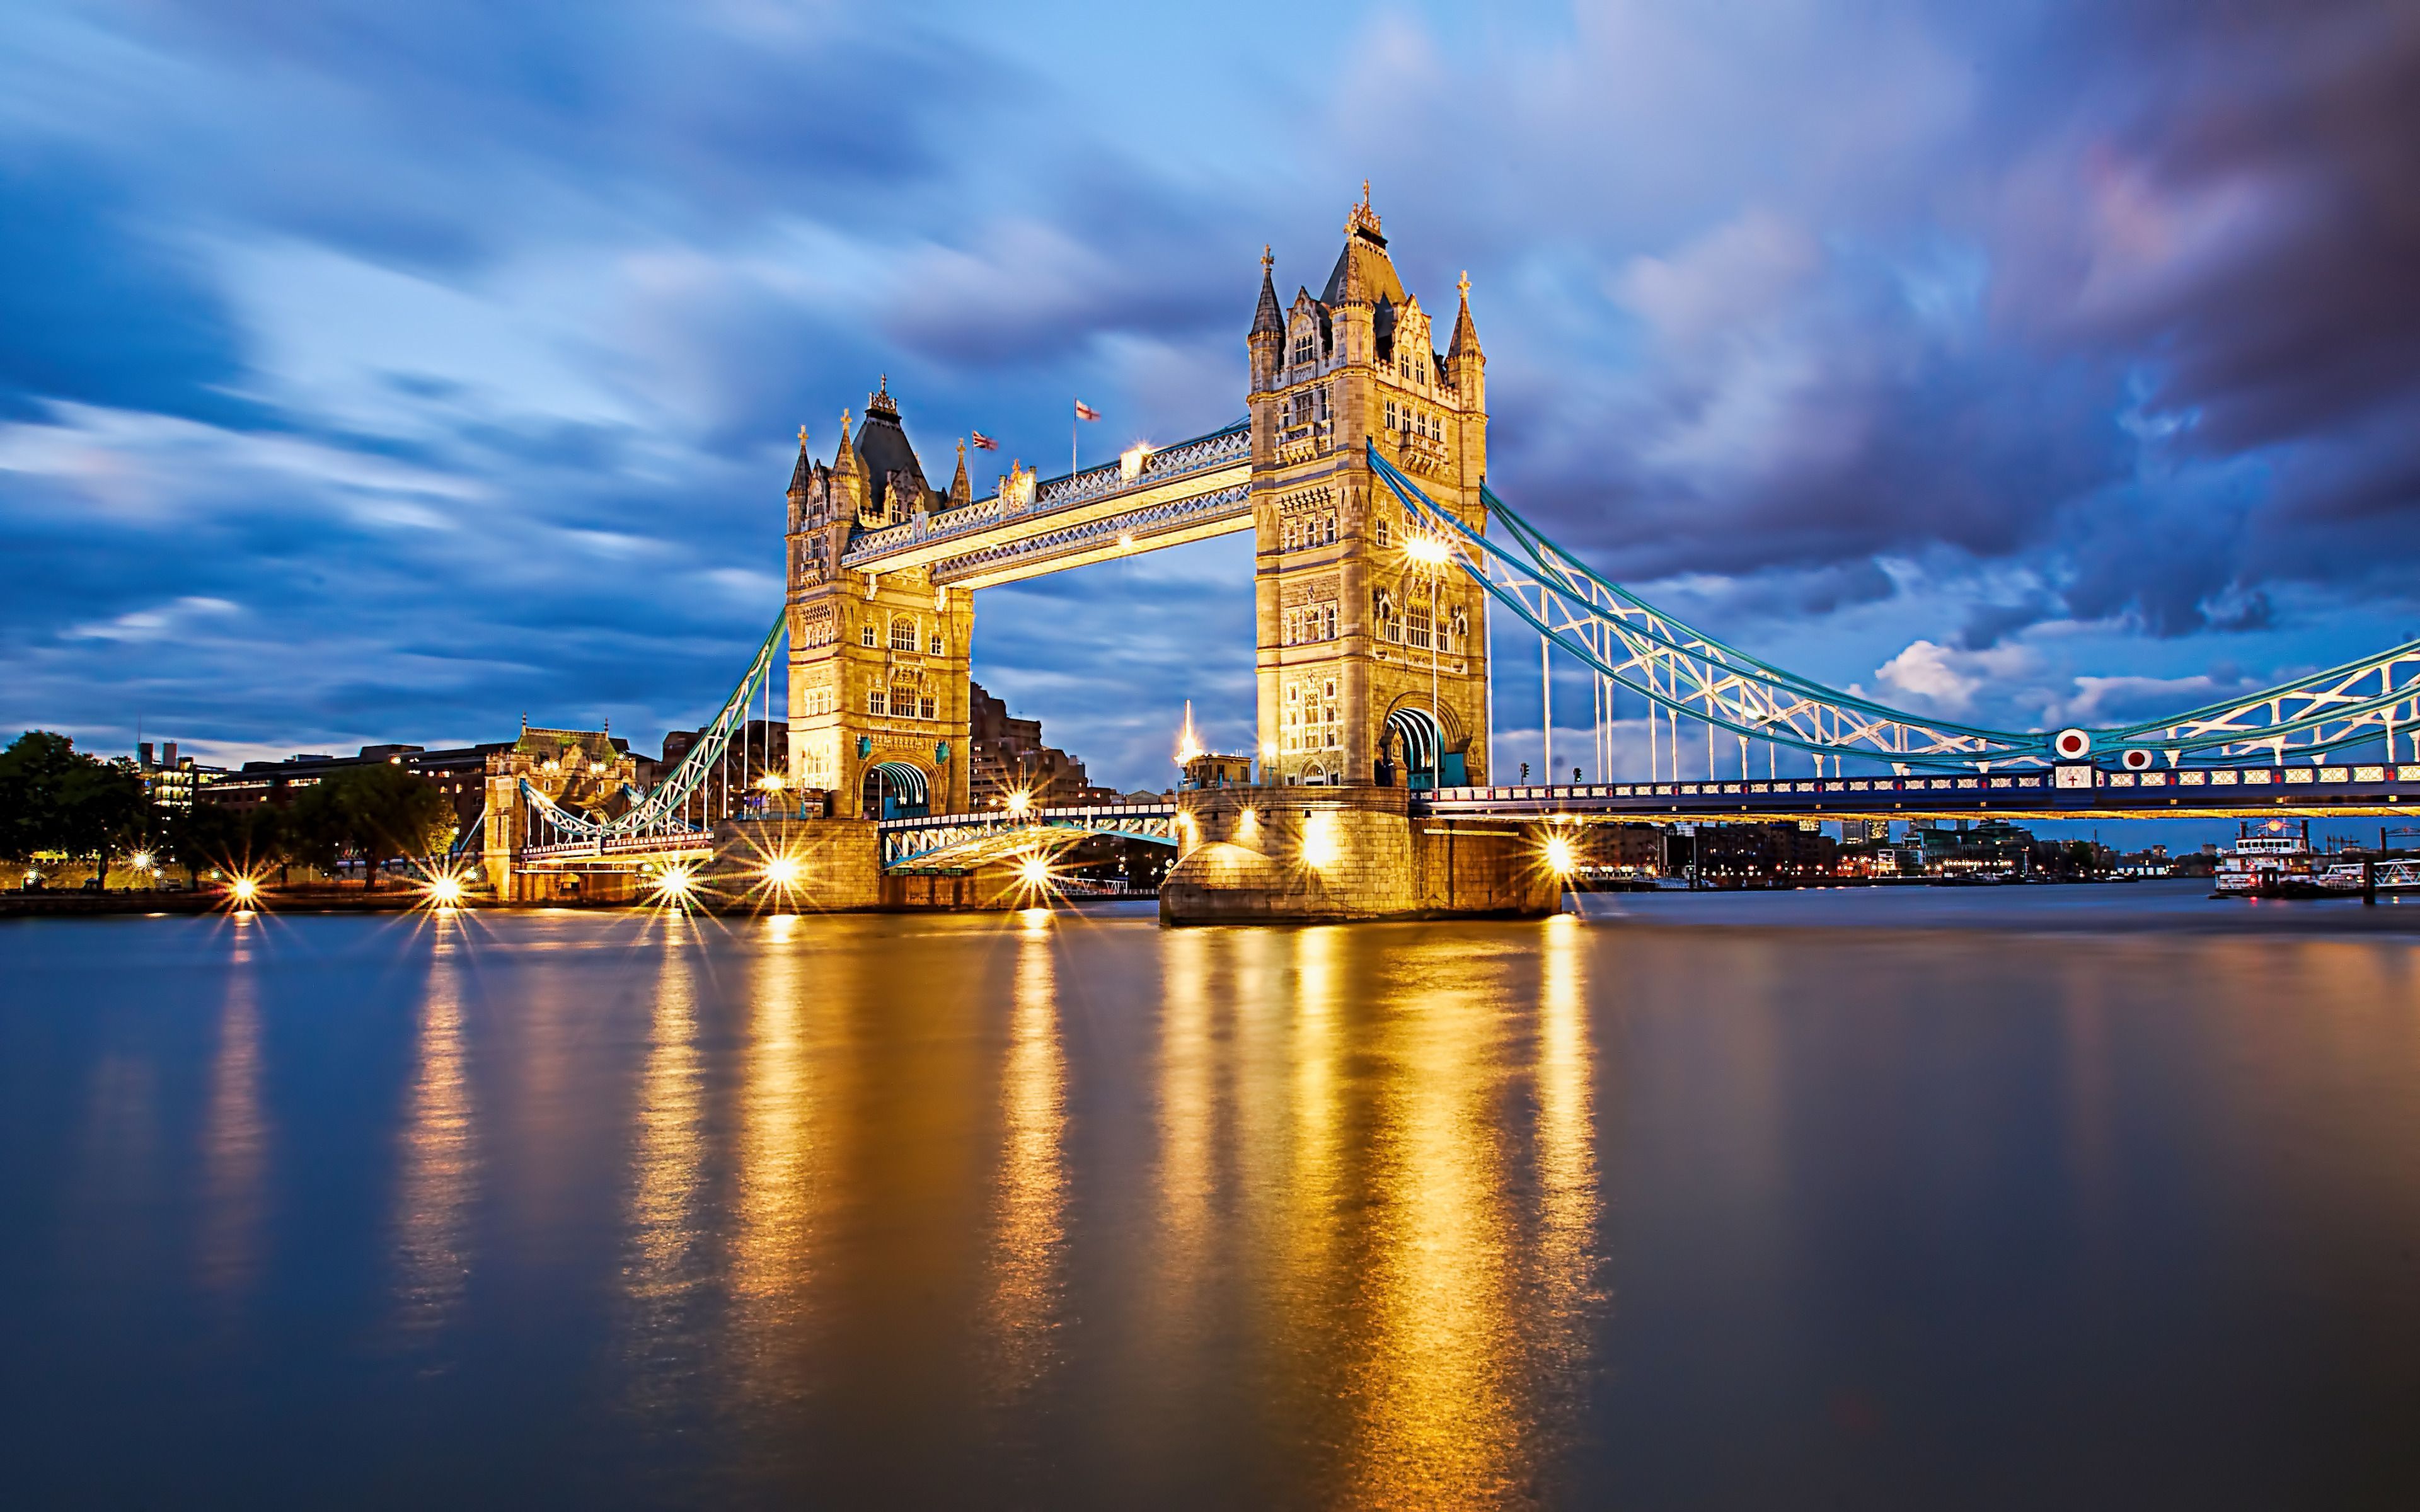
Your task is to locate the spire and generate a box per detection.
[1447,270,1482,362]
[1345,180,1383,243]
[787,423,814,495]
[1250,244,1283,338]
[949,438,972,505]
[831,408,858,476]
[866,374,899,422]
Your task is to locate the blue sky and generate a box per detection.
[3,0,2416,806]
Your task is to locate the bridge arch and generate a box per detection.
[860,760,931,820]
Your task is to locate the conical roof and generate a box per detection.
[1319,183,1405,307]
[1446,271,1481,362]
[1251,246,1284,338]
[853,376,928,508]
[787,425,814,495]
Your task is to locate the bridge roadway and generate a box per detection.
[523,760,2419,876]
[1422,761,2420,821]
[839,420,1250,588]
[880,762,2420,866]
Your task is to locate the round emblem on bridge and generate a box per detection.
[2053,728,2092,760]
[2121,747,2154,771]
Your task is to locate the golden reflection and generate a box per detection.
[730,914,815,1335]
[197,965,269,1300]
[621,932,708,1406]
[983,915,1068,1395]
[1344,938,1522,1505]
[1535,914,1601,1334]
[390,920,479,1355]
[1155,927,1216,1319]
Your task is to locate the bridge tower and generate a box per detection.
[1250,185,1491,791]
[784,380,976,819]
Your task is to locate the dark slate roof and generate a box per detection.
[1251,251,1284,337]
[1318,226,1407,308]
[855,379,929,508]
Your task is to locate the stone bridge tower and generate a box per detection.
[1249,186,1491,790]
[784,379,976,818]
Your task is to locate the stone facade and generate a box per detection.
[785,379,977,820]
[1248,186,1491,792]
[1161,787,1558,923]
[483,724,641,898]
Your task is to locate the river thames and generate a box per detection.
[6,885,2419,1508]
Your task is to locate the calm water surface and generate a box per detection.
[5,885,2420,1508]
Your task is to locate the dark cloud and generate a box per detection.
[3,0,2417,784]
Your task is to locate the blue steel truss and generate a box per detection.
[1368,443,2420,772]
[521,609,786,842]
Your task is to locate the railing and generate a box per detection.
[840,420,1248,571]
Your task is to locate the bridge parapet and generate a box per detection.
[839,420,1249,581]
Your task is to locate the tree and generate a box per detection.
[59,757,146,887]
[166,801,284,888]
[0,731,143,886]
[294,764,456,888]
[0,730,81,862]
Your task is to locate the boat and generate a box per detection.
[2214,822,2327,898]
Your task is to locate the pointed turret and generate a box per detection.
[830,408,867,518]
[1251,246,1283,338]
[1248,245,1285,391]
[949,439,972,506]
[787,424,814,496]
[1444,270,1485,406]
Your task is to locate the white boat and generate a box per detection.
[2215,825,2320,896]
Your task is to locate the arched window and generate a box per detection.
[1376,592,1402,643]
[889,617,918,652]
[1449,607,1468,651]
[928,632,945,655]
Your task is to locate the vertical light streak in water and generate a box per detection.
[1151,926,1218,1377]
[389,919,479,1359]
[983,913,1068,1397]
[1345,941,1520,1506]
[730,915,814,1334]
[1534,914,1601,1351]
[197,961,269,1302]
[621,932,708,1415]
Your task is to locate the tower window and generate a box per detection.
[860,621,876,647]
[890,617,918,651]
[1291,332,1315,366]
[929,633,945,655]
[1374,513,1390,548]
[868,690,887,716]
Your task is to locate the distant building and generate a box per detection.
[969,681,1098,808]
[135,741,219,810]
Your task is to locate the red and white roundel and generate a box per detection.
[2121,747,2154,771]
[2053,728,2092,760]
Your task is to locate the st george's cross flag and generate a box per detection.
[969,430,998,450]
[1073,399,1100,421]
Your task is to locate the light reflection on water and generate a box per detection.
[8,896,2420,1508]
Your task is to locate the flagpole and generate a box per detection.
[1071,402,1078,480]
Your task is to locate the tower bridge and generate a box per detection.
[483,187,2420,917]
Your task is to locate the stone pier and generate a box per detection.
[1159,787,1560,924]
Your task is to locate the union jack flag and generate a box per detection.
[969,430,998,450]
[1073,399,1100,421]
